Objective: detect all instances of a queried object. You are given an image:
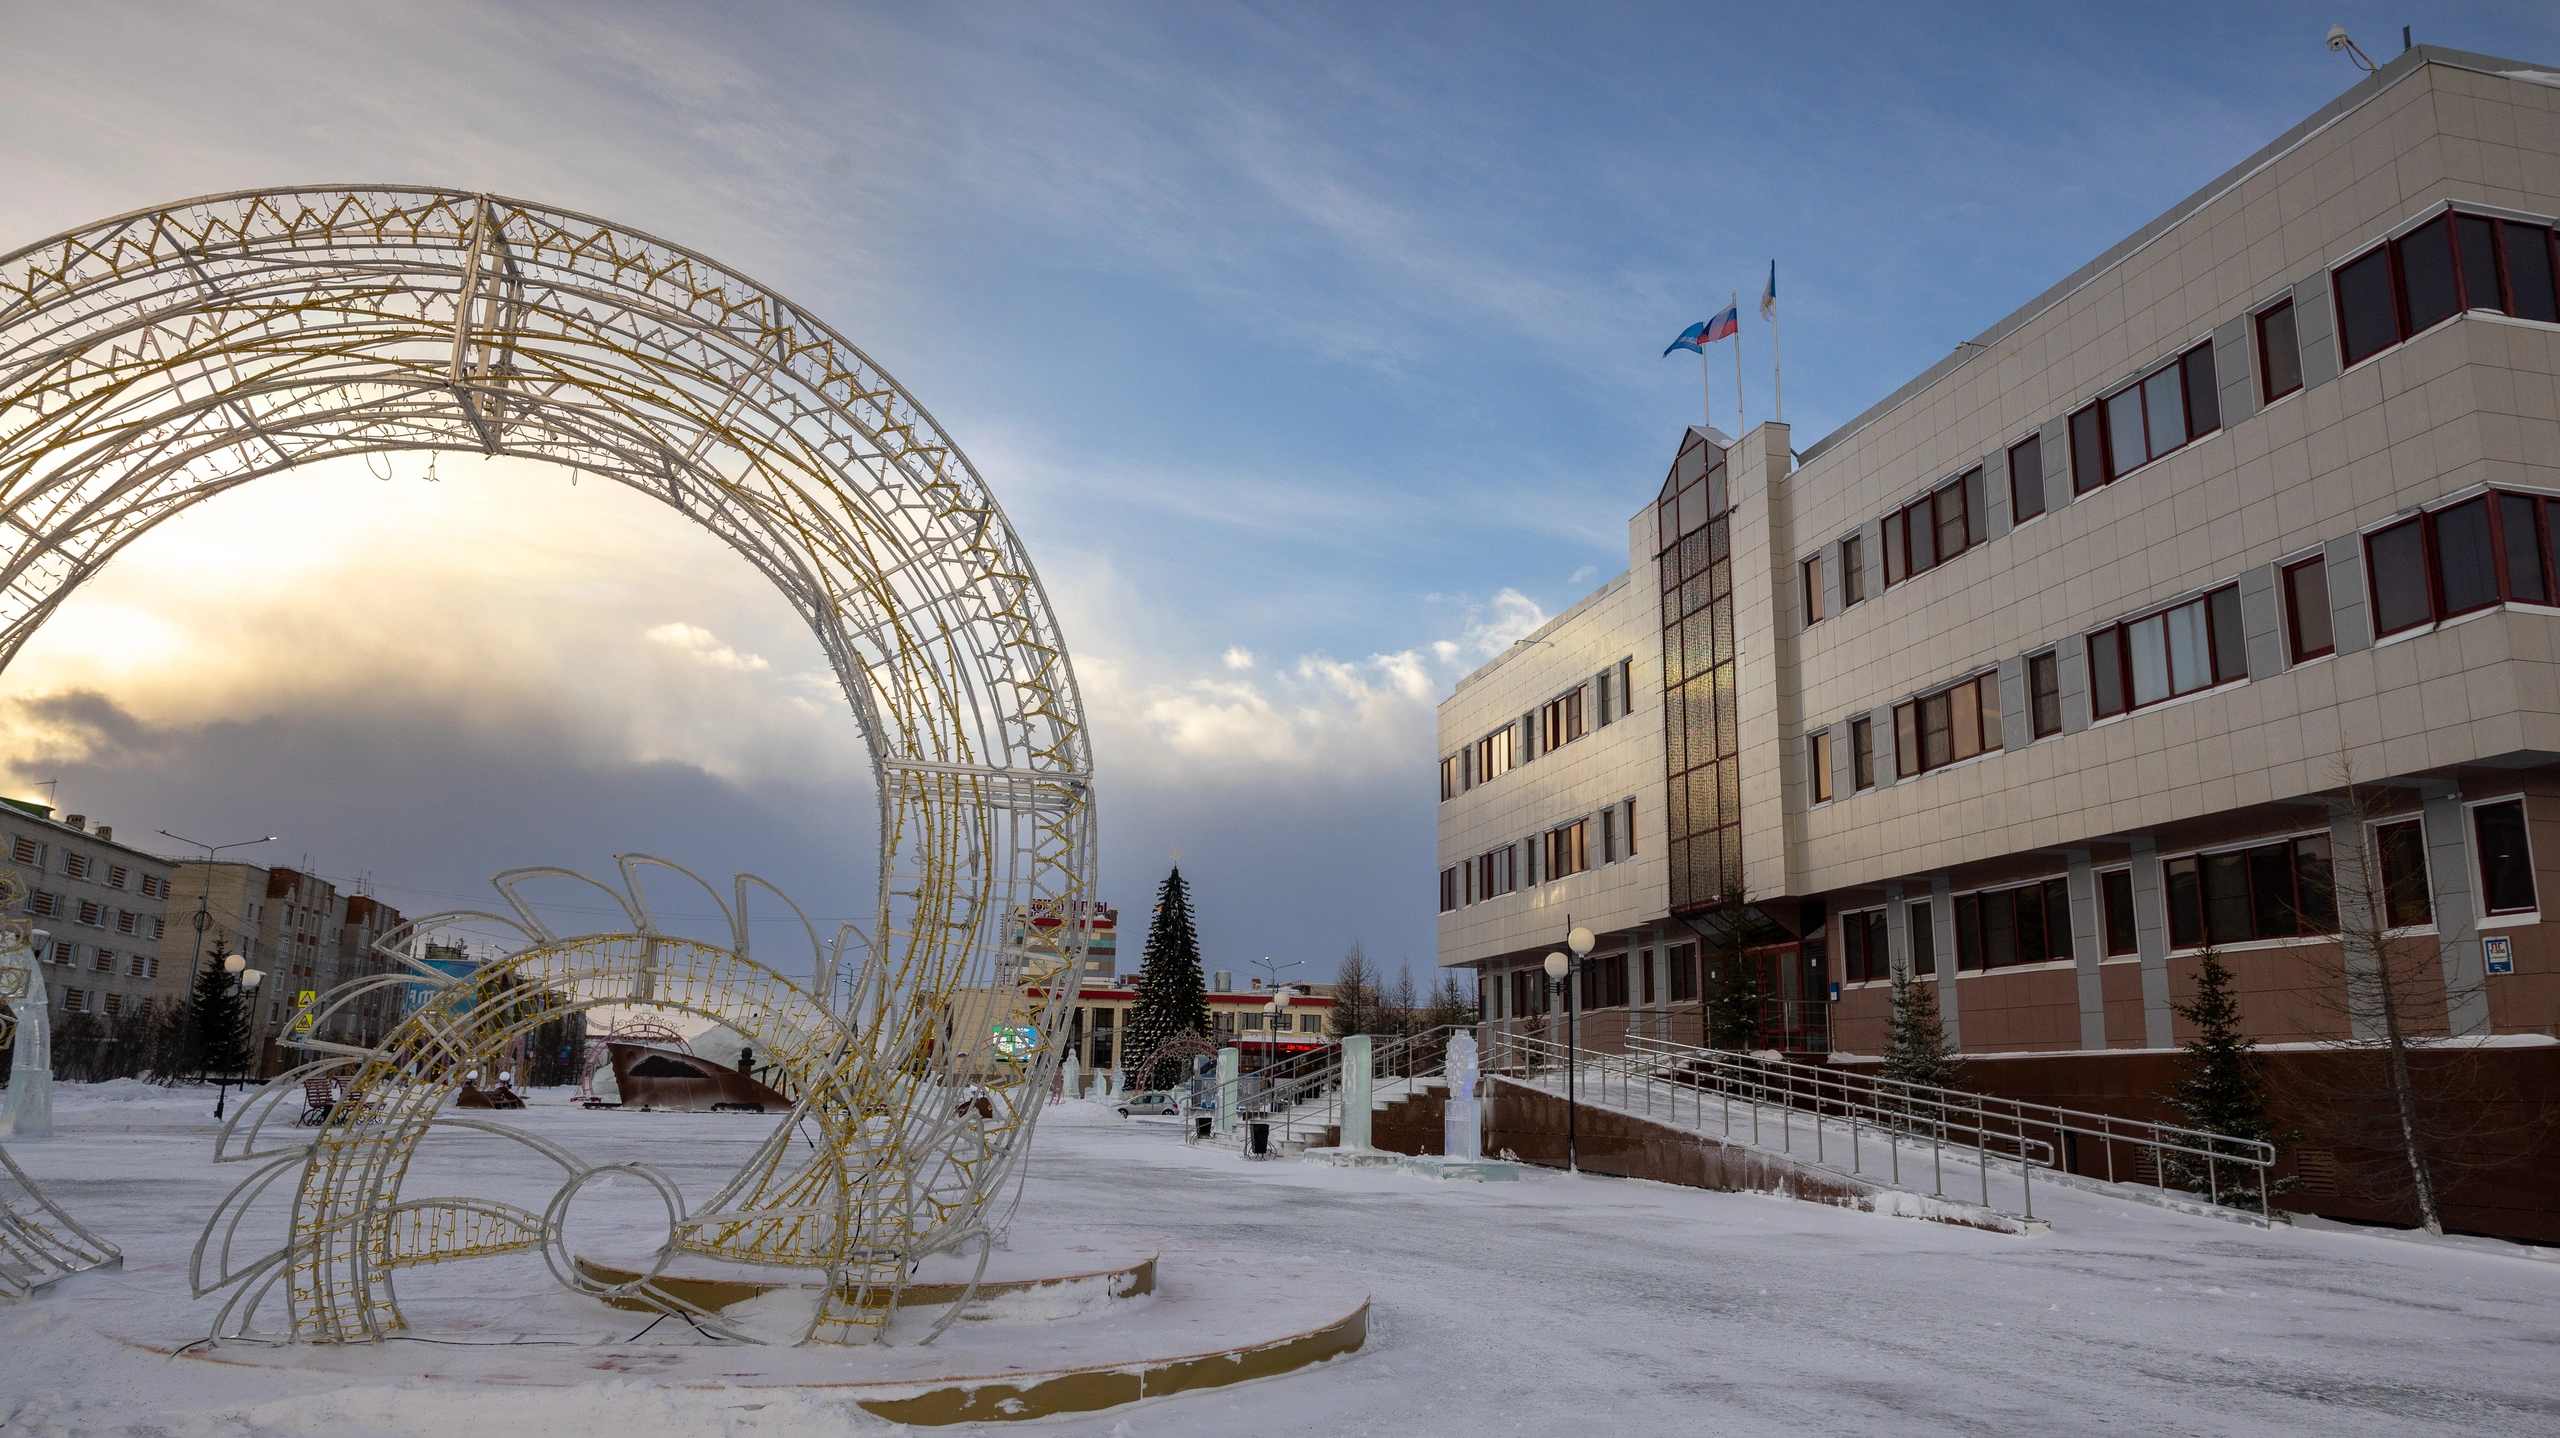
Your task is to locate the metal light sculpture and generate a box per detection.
[0,189,1094,1343]
[0,869,123,1297]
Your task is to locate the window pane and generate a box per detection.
[1884,512,1908,584]
[2202,852,2252,945]
[2165,599,2211,695]
[1935,484,1967,563]
[1909,503,1938,572]
[1978,673,2003,751]
[1984,889,2018,969]
[2089,629,2127,717]
[2367,518,2433,633]
[2473,800,2536,914]
[2045,879,2075,961]
[1950,680,1982,762]
[2506,224,2559,323]
[2399,216,2459,334]
[1920,692,1953,770]
[2183,343,2220,435]
[2009,437,2045,521]
[2128,613,2172,706]
[2143,365,2186,458]
[2164,857,2203,948]
[1802,556,1824,623]
[1811,730,1833,802]
[1844,910,1867,983]
[1909,902,1935,976]
[1841,536,1864,604]
[2287,559,2334,659]
[2107,386,2148,475]
[2336,247,2399,364]
[2247,842,2298,939]
[2259,301,2303,399]
[2458,215,2504,312]
[2071,405,2106,492]
[1955,894,1983,972]
[2435,497,2499,616]
[2208,586,2248,684]
[2029,652,2061,737]
[1852,717,1874,789]
[1963,467,1986,546]
[2377,820,2433,928]
[2102,870,2137,955]
[2294,835,2335,933]
[1895,701,1919,778]
[2501,494,2548,604]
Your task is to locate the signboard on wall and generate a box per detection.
[2484,935,2515,976]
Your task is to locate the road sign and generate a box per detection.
[289,990,318,1036]
[2484,934,2515,976]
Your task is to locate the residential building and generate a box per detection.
[1439,46,2560,1238]
[156,860,408,1067]
[1,800,175,1023]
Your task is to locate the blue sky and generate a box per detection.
[4,2,2556,984]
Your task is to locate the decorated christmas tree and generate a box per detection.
[1124,865,1210,1089]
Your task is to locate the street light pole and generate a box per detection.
[1541,924,1598,1172]
[158,830,278,1071]
[210,951,265,1120]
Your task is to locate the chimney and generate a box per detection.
[94,824,111,842]
[63,814,85,831]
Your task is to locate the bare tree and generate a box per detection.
[1330,942,1378,1038]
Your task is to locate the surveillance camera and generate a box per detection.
[2328,25,2351,51]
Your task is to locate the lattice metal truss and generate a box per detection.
[0,189,1095,1343]
[0,869,123,1300]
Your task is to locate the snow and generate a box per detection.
[6,1084,2559,1434]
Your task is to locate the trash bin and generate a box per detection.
[1248,1121,1270,1156]
[1194,1114,1213,1141]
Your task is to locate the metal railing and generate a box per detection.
[1484,1029,2278,1225]
[1199,1025,1468,1152]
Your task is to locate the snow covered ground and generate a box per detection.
[7,1081,2559,1435]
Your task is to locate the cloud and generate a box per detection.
[1221,647,1256,670]
[646,623,772,674]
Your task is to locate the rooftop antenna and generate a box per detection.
[32,779,57,806]
[2328,25,2377,73]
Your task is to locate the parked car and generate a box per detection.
[1117,1090,1179,1117]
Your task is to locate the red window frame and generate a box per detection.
[2256,298,2303,403]
[1891,670,2002,777]
[2363,489,2560,638]
[1883,468,1986,588]
[2085,584,2247,719]
[2099,869,2137,956]
[2334,206,2560,369]
[2283,556,2335,662]
[2007,436,2046,523]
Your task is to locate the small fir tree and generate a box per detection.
[1125,867,1211,1089]
[1701,934,1769,1053]
[1880,966,1964,1092]
[189,950,253,1081]
[2162,947,2295,1206]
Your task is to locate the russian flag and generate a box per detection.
[1663,305,1742,355]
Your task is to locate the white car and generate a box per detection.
[1116,1090,1179,1117]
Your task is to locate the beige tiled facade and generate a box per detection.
[1440,48,2560,1062]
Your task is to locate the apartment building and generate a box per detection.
[1439,47,2560,1234]
[1,799,175,1021]
[155,860,408,1065]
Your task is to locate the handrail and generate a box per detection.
[1201,1024,1471,1153]
[1485,1029,2276,1226]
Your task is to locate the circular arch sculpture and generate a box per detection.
[0,189,1095,1343]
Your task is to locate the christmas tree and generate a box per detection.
[1124,866,1210,1089]
[2163,947,2294,1206]
[189,946,253,1080]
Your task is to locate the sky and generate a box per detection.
[4,2,2558,986]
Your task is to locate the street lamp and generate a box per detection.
[159,830,278,1027]
[1544,925,1597,1171]
[212,952,265,1120]
[1268,988,1292,1067]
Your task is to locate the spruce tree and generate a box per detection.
[1124,867,1210,1089]
[1701,926,1770,1053]
[2163,947,2294,1206]
[1880,967,1963,1092]
[189,952,252,1080]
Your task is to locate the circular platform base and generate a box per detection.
[571,1235,1158,1312]
[117,1237,1367,1425]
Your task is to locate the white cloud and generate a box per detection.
[646,623,772,674]
[1221,646,1256,670]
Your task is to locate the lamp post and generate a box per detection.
[1544,925,1597,1171]
[211,951,264,1120]
[1268,988,1292,1067]
[158,830,278,1053]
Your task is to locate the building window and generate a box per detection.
[105,864,127,890]
[1850,717,1875,790]
[1908,902,1936,977]
[2336,210,2560,368]
[1840,909,1890,983]
[1475,845,1517,900]
[2284,557,2335,661]
[1893,671,2001,777]
[2471,799,2536,916]
[1476,725,1517,785]
[76,899,102,927]
[2101,870,2137,956]
[1838,535,1865,606]
[2008,436,2045,523]
[2069,404,2106,495]
[1545,820,1590,880]
[2086,584,2246,718]
[1953,878,2075,971]
[64,852,90,880]
[1802,554,1825,625]
[1809,730,1834,803]
[1595,668,1616,726]
[1885,468,1986,586]
[1438,867,1459,914]
[1615,658,1634,716]
[1600,808,1620,862]
[62,988,85,1013]
[92,948,113,973]
[2366,491,2560,637]
[1439,755,1461,802]
[2161,835,2335,948]
[1667,943,1698,1001]
[1540,689,1586,751]
[1621,799,1637,857]
[141,873,167,899]
[2374,819,2433,928]
[2027,651,2061,738]
[2076,343,2220,490]
[9,836,37,864]
[2258,299,2303,401]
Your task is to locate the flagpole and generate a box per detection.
[1731,290,1745,436]
[1772,301,1784,425]
[1702,337,1713,434]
